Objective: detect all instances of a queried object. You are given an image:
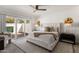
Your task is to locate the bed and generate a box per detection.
[27,33,59,51]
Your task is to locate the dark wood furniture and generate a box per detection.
[0,36,4,50]
[0,32,11,43]
[0,32,11,50]
[59,33,75,44]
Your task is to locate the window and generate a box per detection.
[6,26,13,32]
[18,19,24,23]
[6,16,15,23]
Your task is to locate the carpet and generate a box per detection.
[12,37,74,53]
[12,37,49,53]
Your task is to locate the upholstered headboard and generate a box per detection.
[41,23,60,33]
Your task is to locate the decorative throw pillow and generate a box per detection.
[50,27,55,32]
[44,27,51,32]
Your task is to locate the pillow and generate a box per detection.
[50,27,55,31]
[44,27,51,32]
[51,26,59,32]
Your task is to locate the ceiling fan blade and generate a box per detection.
[37,9,46,11]
[35,5,46,11]
[30,5,47,12]
[36,5,39,10]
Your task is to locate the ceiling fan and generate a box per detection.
[30,5,47,12]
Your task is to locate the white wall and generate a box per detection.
[38,6,79,24]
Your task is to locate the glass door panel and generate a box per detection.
[17,19,24,38]
[5,16,15,38]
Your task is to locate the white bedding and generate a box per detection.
[27,34,59,51]
[38,34,55,44]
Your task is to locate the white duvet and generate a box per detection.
[27,34,59,51]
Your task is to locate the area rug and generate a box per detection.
[12,37,49,53]
[12,37,73,53]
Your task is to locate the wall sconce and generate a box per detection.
[64,17,73,25]
[35,20,40,27]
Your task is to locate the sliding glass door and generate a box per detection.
[0,15,6,33]
[5,16,15,38]
[16,18,25,38]
[5,16,28,39]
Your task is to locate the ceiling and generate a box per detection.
[0,5,36,19]
[0,5,79,19]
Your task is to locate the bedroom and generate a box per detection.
[0,5,79,53]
